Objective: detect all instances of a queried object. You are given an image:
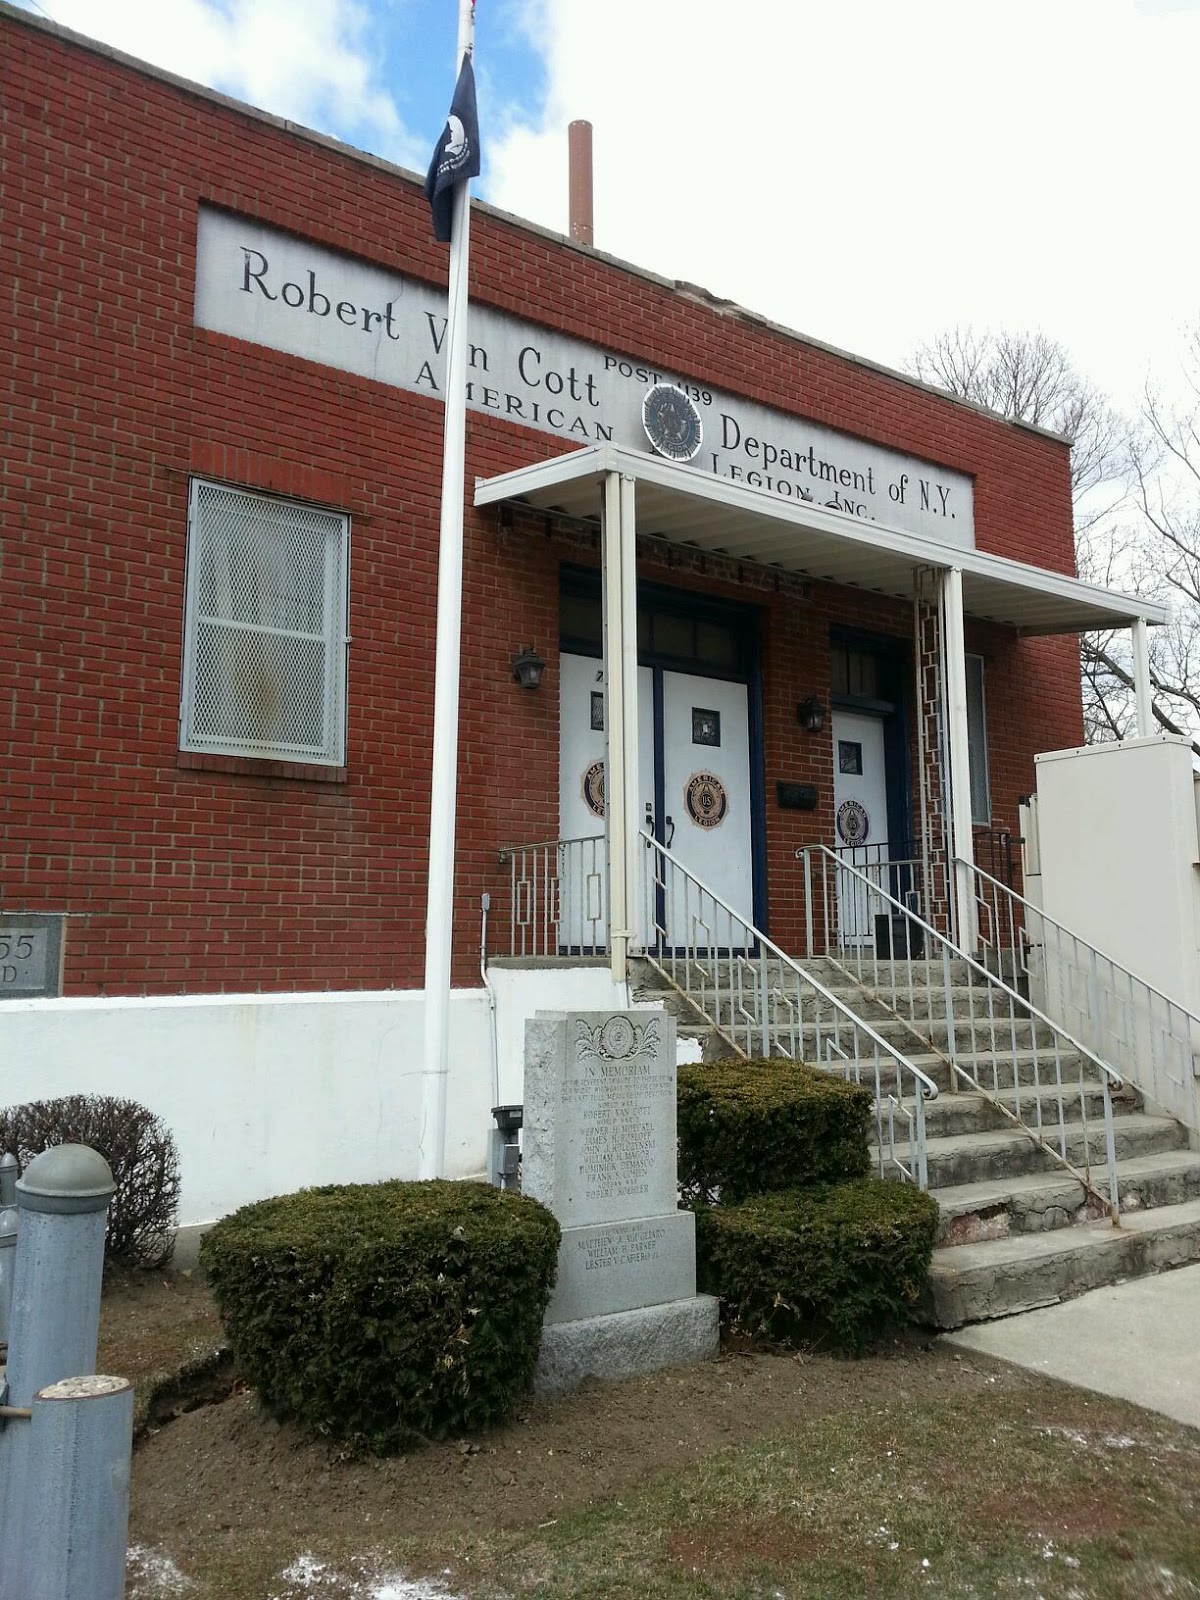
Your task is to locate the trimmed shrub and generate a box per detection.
[199,1179,560,1454]
[0,1094,180,1268]
[677,1058,871,1205]
[696,1180,939,1353]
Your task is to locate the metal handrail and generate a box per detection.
[640,830,937,1189]
[966,858,1200,1138]
[800,844,1124,1221]
[496,834,608,958]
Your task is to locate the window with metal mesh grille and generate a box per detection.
[180,479,349,765]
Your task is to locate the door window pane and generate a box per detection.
[838,740,863,775]
[966,654,990,824]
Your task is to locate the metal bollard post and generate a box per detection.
[0,1154,18,1356]
[0,1144,115,1587]
[16,1375,134,1600]
[0,1203,17,1356]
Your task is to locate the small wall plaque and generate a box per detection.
[0,913,66,998]
[776,781,818,811]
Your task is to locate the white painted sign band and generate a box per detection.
[193,207,974,547]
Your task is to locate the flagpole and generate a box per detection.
[419,0,476,1181]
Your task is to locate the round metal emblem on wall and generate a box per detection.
[642,382,704,462]
[582,760,606,818]
[836,799,870,846]
[685,770,729,829]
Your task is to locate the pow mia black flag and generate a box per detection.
[424,55,481,243]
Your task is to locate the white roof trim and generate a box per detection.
[475,445,1166,636]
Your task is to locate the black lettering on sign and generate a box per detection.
[240,248,276,299]
[425,312,448,353]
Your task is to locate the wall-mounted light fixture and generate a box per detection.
[512,646,546,691]
[796,695,827,733]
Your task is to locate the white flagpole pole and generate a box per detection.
[419,0,476,1181]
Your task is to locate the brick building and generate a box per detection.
[6,3,1182,1228]
[2,3,1161,1008]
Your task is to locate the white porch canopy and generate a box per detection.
[475,443,1166,637]
[474,444,1166,978]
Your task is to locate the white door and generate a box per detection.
[831,711,889,947]
[561,655,757,953]
[659,671,754,950]
[558,653,608,950]
[557,655,654,950]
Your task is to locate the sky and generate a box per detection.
[13,0,1200,418]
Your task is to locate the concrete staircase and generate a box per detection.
[631,954,1200,1329]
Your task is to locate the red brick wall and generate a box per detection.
[1,13,1083,993]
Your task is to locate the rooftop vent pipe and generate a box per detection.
[568,120,593,247]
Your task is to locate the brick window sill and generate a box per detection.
[177,751,348,783]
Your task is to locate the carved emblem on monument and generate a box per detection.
[575,1014,660,1062]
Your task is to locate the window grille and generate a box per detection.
[180,479,349,765]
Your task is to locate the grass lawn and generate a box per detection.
[107,1269,1200,1600]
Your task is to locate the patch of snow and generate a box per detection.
[126,1546,193,1595]
[370,1578,470,1600]
[1103,1434,1136,1450]
[281,1556,333,1586]
[1038,1425,1089,1447]
[270,1555,473,1600]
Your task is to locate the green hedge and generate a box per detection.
[199,1179,560,1454]
[695,1180,939,1353]
[677,1058,871,1204]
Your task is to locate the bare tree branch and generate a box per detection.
[908,326,1200,752]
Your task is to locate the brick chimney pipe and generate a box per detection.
[568,120,594,247]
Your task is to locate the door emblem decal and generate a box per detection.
[685,771,729,829]
[836,799,870,845]
[582,760,606,818]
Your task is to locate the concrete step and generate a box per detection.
[911,1112,1187,1190]
[641,981,1079,1060]
[798,957,978,987]
[876,1049,1109,1096]
[918,1083,1129,1140]
[924,1197,1200,1328]
[649,1001,1074,1066]
[930,1150,1200,1245]
[860,1015,1064,1057]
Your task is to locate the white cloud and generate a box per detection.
[487,0,1200,410]
[24,0,425,170]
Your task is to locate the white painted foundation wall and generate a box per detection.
[0,965,648,1230]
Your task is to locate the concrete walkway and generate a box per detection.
[943,1263,1200,1430]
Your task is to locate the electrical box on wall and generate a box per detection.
[776,781,818,811]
